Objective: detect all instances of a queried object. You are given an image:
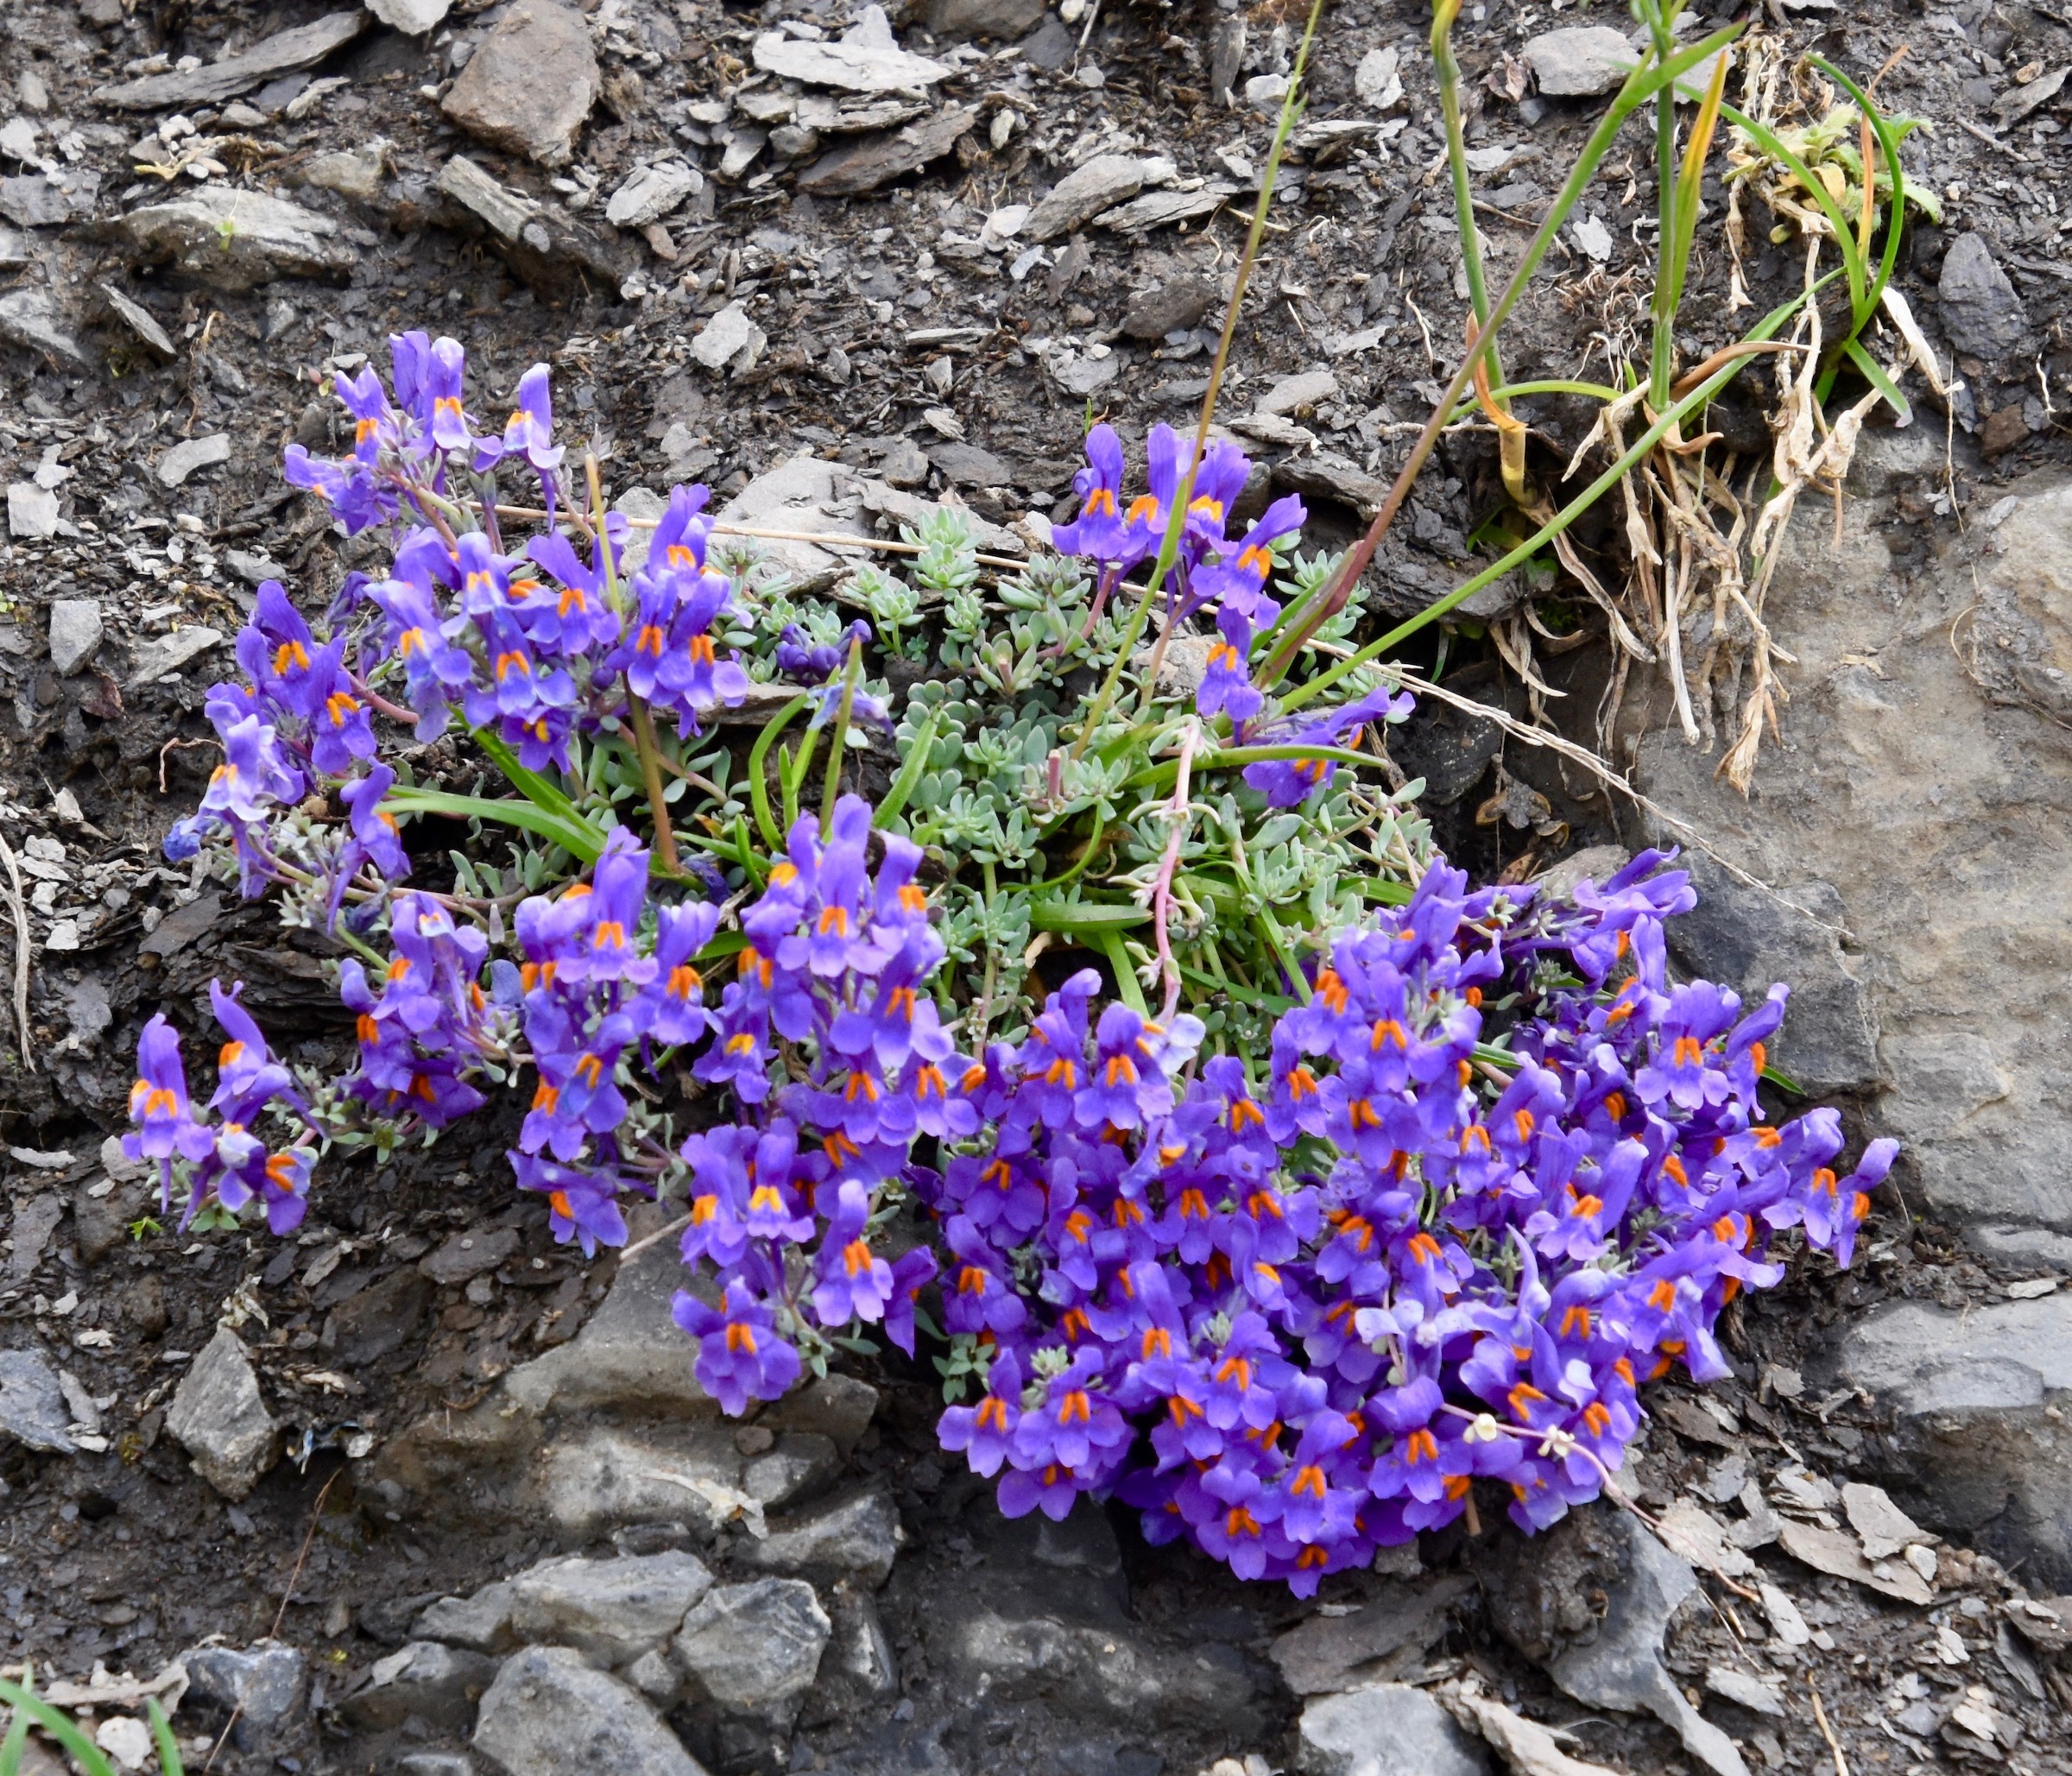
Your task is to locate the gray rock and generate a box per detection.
[1521,26,1636,97]
[752,8,949,94]
[0,226,30,270]
[414,1580,519,1653]
[1028,155,1174,243]
[1549,1512,1747,1776]
[0,176,77,231]
[507,1552,714,1669]
[1355,45,1405,109]
[743,1431,840,1506]
[340,1640,496,1732]
[532,1423,749,1542]
[796,105,976,199]
[1122,274,1214,340]
[625,1646,682,1707]
[7,1195,65,1285]
[474,1646,705,1776]
[929,0,1045,37]
[760,1374,881,1455]
[47,599,103,675]
[442,0,600,167]
[433,155,630,300]
[395,1757,473,1776]
[126,625,226,687]
[690,300,766,376]
[1995,65,2069,126]
[1829,1292,2072,1589]
[324,1264,432,1365]
[0,288,85,363]
[1939,231,2030,358]
[420,1226,519,1286]
[925,441,1011,490]
[1706,1665,1785,1718]
[1295,1682,1488,1776]
[0,1346,75,1454]
[711,453,875,593]
[368,0,452,33]
[1662,857,1880,1095]
[94,11,367,110]
[157,434,231,489]
[673,1579,831,1724]
[1023,16,1077,71]
[301,143,388,205]
[503,1236,714,1419]
[7,483,60,540]
[819,1590,899,1703]
[1258,369,1340,417]
[183,1640,306,1729]
[98,283,176,358]
[606,162,703,230]
[1271,1577,1472,1696]
[1974,478,2072,726]
[742,1489,901,1588]
[165,1326,281,1500]
[108,189,354,292]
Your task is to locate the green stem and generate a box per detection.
[1073,0,1327,750]
[1282,273,1827,713]
[1433,0,1505,400]
[1255,23,1744,692]
[1645,0,1680,410]
[820,635,862,837]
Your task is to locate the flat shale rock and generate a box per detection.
[1027,154,1174,242]
[95,11,366,110]
[340,1640,496,1733]
[1938,231,2030,359]
[1295,1682,1489,1776]
[1830,1291,2072,1589]
[752,7,950,94]
[106,189,355,292]
[165,1326,280,1500]
[927,0,1047,39]
[797,104,976,198]
[435,155,630,297]
[741,1488,902,1588]
[1522,26,1636,96]
[0,1347,74,1454]
[475,1646,705,1776]
[442,0,600,167]
[0,287,85,363]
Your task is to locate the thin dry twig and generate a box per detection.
[1808,1673,1852,1776]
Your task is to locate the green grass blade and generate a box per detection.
[1842,337,1911,420]
[0,1683,117,1776]
[145,1699,184,1775]
[875,706,939,830]
[385,787,607,863]
[1282,271,1835,712]
[471,725,582,822]
[1027,900,1148,933]
[746,693,808,852]
[1092,927,1149,1014]
[1810,56,1909,319]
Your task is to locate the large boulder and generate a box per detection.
[1826,1292,2072,1590]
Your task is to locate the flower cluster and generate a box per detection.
[1050,423,1412,803]
[126,984,319,1235]
[506,826,724,1254]
[917,852,1894,1589]
[667,796,954,1407]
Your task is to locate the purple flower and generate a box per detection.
[810,1179,895,1326]
[938,1346,1023,1476]
[474,363,564,477]
[673,1279,802,1413]
[1241,685,1416,806]
[515,1153,629,1256]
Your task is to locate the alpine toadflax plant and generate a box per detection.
[131,332,1896,1594]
